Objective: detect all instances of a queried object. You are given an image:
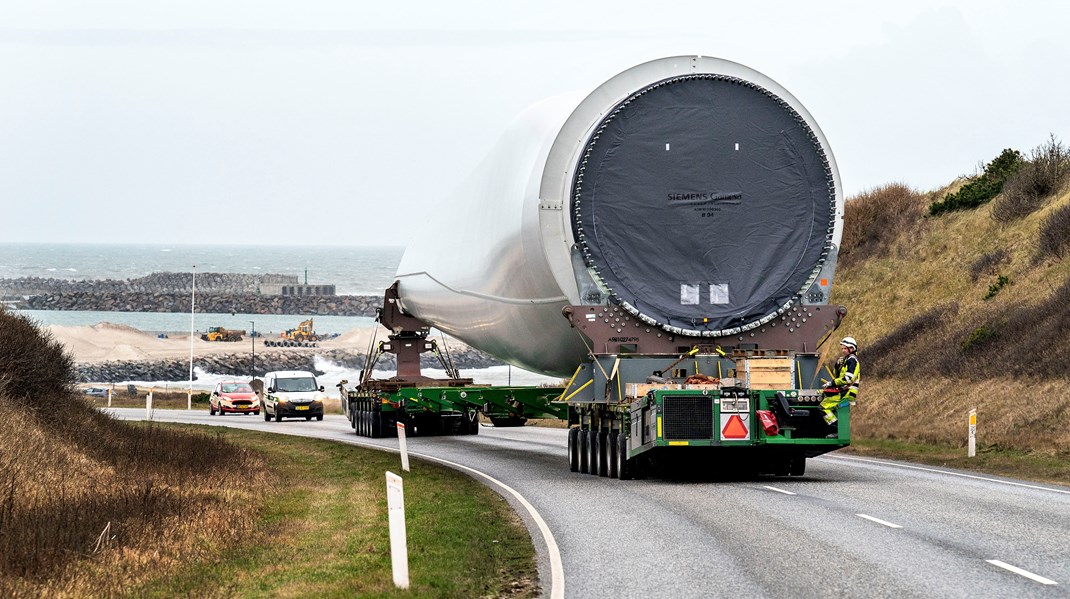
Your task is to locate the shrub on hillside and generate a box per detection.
[969,248,1009,282]
[929,148,1023,216]
[991,135,1070,222]
[1035,203,1070,262]
[0,307,75,401]
[839,183,925,268]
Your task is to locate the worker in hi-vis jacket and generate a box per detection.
[822,337,860,426]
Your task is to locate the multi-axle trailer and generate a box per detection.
[340,55,851,477]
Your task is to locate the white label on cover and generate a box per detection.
[710,284,730,304]
[681,284,700,305]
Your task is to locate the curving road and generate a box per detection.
[108,409,1070,598]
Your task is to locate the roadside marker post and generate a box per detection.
[146,389,153,421]
[397,422,410,472]
[968,408,977,457]
[386,471,410,589]
[107,388,112,408]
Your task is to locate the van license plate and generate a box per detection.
[296,405,309,411]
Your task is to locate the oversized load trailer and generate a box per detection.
[344,56,850,476]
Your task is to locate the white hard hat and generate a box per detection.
[841,336,858,350]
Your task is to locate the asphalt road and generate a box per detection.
[108,408,1070,598]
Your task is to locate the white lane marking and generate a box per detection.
[986,560,1058,585]
[105,410,565,599]
[409,452,565,599]
[761,485,796,495]
[856,514,902,529]
[823,454,1070,496]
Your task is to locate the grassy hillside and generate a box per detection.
[0,309,537,596]
[832,140,1070,466]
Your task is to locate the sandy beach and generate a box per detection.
[49,322,391,364]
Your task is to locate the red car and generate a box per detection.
[209,381,261,415]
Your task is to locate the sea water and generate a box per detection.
[2,243,560,385]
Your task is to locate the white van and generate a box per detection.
[259,370,325,422]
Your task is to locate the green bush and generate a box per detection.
[961,325,998,352]
[929,148,1023,216]
[983,275,1010,300]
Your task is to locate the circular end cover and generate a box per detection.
[572,73,836,336]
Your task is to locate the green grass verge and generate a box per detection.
[844,437,1070,487]
[131,425,538,598]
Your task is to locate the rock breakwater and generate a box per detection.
[76,346,503,383]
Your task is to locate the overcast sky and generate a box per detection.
[3,1,1069,246]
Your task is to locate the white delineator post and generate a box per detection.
[386,471,410,589]
[397,422,410,472]
[146,389,153,420]
[968,408,977,457]
[107,388,112,408]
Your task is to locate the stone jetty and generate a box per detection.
[76,346,503,383]
[1,274,378,316]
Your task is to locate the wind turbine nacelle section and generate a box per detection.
[395,56,843,377]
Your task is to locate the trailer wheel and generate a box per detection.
[607,432,619,479]
[617,433,632,480]
[586,430,599,476]
[567,428,579,472]
[578,430,590,474]
[370,411,382,438]
[789,455,806,476]
[597,431,610,477]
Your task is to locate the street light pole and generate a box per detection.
[188,264,195,411]
[250,320,255,379]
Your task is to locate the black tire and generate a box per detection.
[370,411,381,438]
[275,411,282,422]
[264,408,271,422]
[578,430,590,474]
[567,428,579,472]
[597,431,610,477]
[316,414,323,421]
[305,415,311,421]
[617,433,632,480]
[607,432,619,479]
[586,429,599,476]
[209,403,215,416]
[789,454,806,476]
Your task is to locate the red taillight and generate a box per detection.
[756,410,779,436]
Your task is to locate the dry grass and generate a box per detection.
[0,395,271,597]
[833,169,1070,460]
[839,183,927,269]
[853,377,1070,463]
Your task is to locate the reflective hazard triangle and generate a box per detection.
[721,414,749,440]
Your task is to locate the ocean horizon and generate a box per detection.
[0,242,404,296]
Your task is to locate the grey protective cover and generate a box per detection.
[572,75,835,335]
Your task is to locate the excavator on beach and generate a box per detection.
[264,318,319,347]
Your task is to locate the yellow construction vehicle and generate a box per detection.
[264,318,320,347]
[201,326,245,342]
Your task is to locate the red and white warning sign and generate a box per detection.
[721,413,751,441]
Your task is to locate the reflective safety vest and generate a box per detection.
[833,353,860,397]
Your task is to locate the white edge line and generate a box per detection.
[407,451,565,599]
[761,485,796,495]
[986,560,1058,585]
[856,513,903,529]
[823,454,1070,496]
[105,411,565,599]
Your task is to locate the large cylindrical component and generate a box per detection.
[396,56,843,376]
